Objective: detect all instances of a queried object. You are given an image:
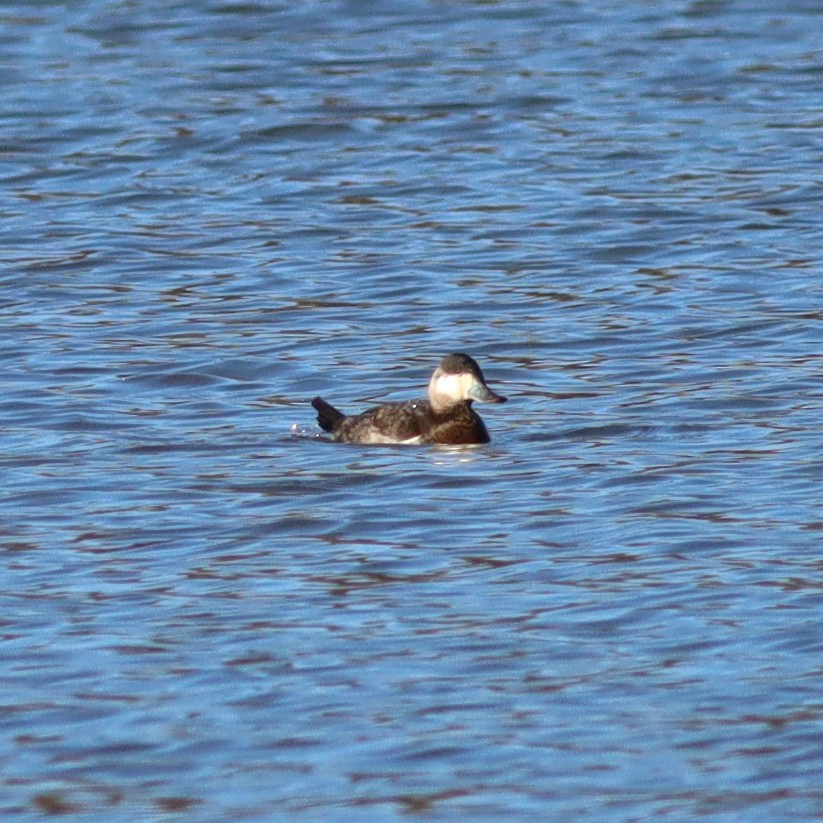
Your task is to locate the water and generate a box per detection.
[2,0,823,819]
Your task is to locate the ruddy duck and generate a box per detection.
[312,352,507,445]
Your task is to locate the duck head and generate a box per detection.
[428,352,507,411]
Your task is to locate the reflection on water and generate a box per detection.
[3,0,823,819]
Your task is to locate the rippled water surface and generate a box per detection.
[3,0,823,819]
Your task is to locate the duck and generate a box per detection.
[312,352,507,445]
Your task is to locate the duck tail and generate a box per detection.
[312,396,345,433]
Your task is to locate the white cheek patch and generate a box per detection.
[461,372,476,397]
[434,373,465,400]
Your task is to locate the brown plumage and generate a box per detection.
[312,353,506,445]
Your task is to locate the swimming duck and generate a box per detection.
[312,352,507,445]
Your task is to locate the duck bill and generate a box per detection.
[469,380,507,404]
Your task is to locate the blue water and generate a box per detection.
[3,1,823,819]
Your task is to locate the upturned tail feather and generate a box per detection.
[312,396,345,433]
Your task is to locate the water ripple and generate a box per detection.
[2,0,823,820]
